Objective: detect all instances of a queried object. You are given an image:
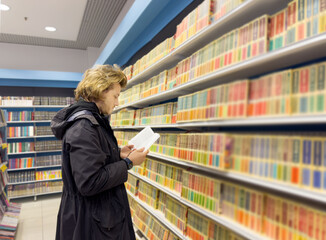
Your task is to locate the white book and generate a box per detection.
[128,126,160,151]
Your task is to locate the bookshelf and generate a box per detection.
[0,96,72,200]
[146,153,326,205]
[114,0,326,239]
[128,171,269,240]
[127,190,187,240]
[115,33,326,111]
[112,113,326,129]
[0,109,21,240]
[125,0,288,89]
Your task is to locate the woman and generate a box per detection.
[51,64,148,240]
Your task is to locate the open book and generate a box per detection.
[128,126,160,151]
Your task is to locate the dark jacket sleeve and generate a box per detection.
[65,119,128,196]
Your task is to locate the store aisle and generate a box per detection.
[14,195,61,240]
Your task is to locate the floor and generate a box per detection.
[12,194,145,240]
[13,194,61,240]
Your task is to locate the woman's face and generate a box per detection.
[95,83,121,115]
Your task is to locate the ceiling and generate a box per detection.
[0,0,128,50]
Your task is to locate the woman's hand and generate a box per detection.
[120,145,134,159]
[128,147,149,165]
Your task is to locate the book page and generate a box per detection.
[128,126,160,151]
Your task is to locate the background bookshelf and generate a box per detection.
[0,109,21,240]
[0,96,74,200]
[115,0,326,239]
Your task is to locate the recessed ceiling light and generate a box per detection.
[45,26,56,32]
[0,4,10,11]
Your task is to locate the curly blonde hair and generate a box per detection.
[75,64,127,101]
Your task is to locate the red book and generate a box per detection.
[300,68,310,93]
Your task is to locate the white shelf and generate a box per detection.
[7,120,51,124]
[127,190,187,240]
[7,135,55,140]
[8,190,62,200]
[146,153,326,205]
[8,165,61,172]
[125,0,289,90]
[112,114,326,130]
[8,178,62,185]
[35,190,62,197]
[128,172,267,240]
[116,33,326,111]
[7,150,61,156]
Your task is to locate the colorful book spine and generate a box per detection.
[138,181,159,209]
[166,66,178,90]
[186,208,209,240]
[126,173,138,195]
[165,195,187,233]
[8,158,35,169]
[110,109,135,126]
[123,65,133,81]
[269,9,287,51]
[222,182,264,233]
[181,171,221,214]
[7,126,34,138]
[144,158,166,186]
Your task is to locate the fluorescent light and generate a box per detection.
[0,4,10,11]
[45,26,56,32]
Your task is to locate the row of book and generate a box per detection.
[35,170,61,181]
[7,181,63,198]
[124,0,244,80]
[123,0,326,84]
[6,110,57,122]
[128,194,180,240]
[117,60,326,124]
[34,140,61,152]
[175,0,244,48]
[33,111,57,121]
[126,174,244,240]
[127,164,326,240]
[8,170,62,183]
[111,102,178,126]
[6,111,33,121]
[7,140,61,154]
[7,142,34,154]
[7,126,34,138]
[177,79,248,121]
[269,0,326,51]
[8,170,35,183]
[116,131,326,192]
[34,126,53,136]
[8,155,62,169]
[0,96,74,106]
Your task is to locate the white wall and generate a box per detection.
[0,42,88,72]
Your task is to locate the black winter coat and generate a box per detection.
[51,100,135,240]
